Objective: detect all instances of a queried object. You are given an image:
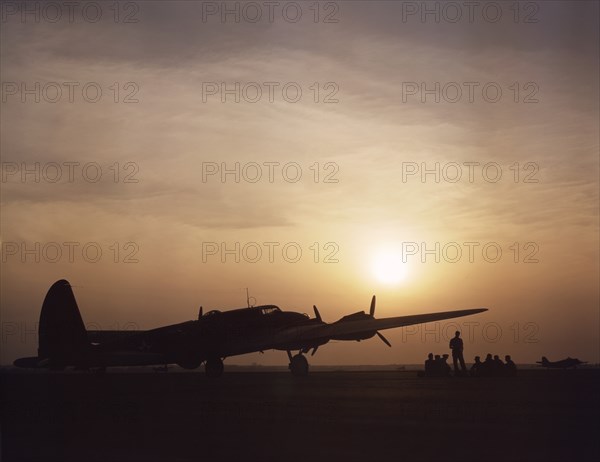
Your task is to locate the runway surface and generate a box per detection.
[2,369,599,462]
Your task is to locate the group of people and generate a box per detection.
[470,354,517,377]
[422,331,517,378]
[423,353,453,377]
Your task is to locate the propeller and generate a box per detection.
[313,305,322,322]
[376,331,392,347]
[369,296,392,348]
[297,308,324,356]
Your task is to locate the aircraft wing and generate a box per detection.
[270,308,488,347]
[329,308,487,336]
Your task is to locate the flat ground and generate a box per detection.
[1,369,599,462]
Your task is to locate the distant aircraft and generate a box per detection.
[14,279,488,377]
[536,356,587,369]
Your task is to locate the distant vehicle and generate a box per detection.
[14,279,488,377]
[536,356,587,369]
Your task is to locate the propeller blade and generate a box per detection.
[376,331,392,347]
[311,346,319,356]
[313,305,322,322]
[198,306,203,319]
[369,295,376,317]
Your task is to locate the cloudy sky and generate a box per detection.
[1,1,598,365]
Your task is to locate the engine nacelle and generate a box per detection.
[331,311,376,341]
[331,331,376,341]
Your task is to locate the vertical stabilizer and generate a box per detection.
[38,279,88,364]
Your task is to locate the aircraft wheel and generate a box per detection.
[205,358,224,378]
[289,354,309,377]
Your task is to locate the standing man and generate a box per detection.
[449,331,467,376]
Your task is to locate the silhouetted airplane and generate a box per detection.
[14,279,488,377]
[536,356,587,369]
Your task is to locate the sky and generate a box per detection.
[1,1,598,366]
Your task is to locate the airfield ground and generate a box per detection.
[1,368,599,462]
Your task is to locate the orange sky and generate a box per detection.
[1,1,598,366]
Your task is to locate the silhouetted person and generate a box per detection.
[441,354,452,377]
[449,331,467,376]
[504,355,517,377]
[425,353,435,376]
[433,354,442,376]
[493,355,505,376]
[470,356,482,377]
[480,353,494,377]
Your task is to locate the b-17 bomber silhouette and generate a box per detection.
[14,279,488,377]
[536,356,587,369]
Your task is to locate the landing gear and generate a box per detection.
[288,353,309,377]
[205,358,224,378]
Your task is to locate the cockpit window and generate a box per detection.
[260,306,280,315]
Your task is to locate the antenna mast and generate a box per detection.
[245,288,256,307]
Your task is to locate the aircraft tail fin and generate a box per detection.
[38,279,89,364]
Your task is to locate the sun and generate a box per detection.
[370,248,409,285]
